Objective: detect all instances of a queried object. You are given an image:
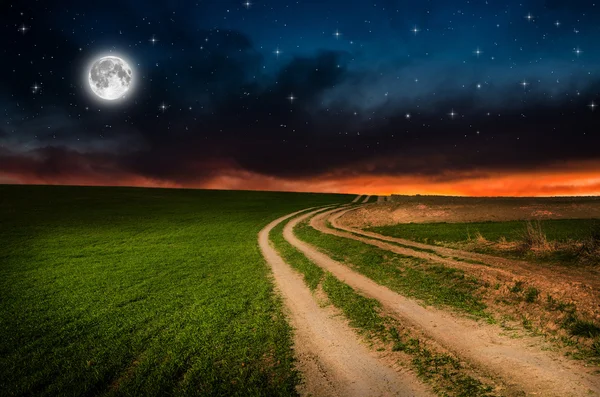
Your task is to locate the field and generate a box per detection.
[3,187,600,396]
[0,186,348,396]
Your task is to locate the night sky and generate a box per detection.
[1,0,600,195]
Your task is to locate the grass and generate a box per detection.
[369,219,599,244]
[0,185,349,396]
[388,329,494,397]
[294,220,489,319]
[270,215,495,396]
[368,219,600,265]
[570,319,600,338]
[270,220,325,291]
[269,212,386,335]
[524,287,540,303]
[321,274,386,334]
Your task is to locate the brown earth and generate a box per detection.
[258,209,434,397]
[287,208,600,396]
[343,195,600,227]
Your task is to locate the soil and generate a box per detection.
[342,196,600,227]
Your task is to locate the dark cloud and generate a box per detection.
[1,0,599,190]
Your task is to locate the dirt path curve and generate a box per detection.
[351,195,362,203]
[285,209,600,397]
[316,208,519,283]
[330,207,600,292]
[259,209,434,397]
[362,195,371,204]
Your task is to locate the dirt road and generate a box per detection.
[362,195,371,203]
[259,209,433,397]
[285,208,600,397]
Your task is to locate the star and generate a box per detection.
[525,13,534,22]
[473,47,483,57]
[554,20,561,27]
[159,102,168,113]
[477,83,482,89]
[520,80,529,89]
[411,25,420,35]
[243,1,252,9]
[287,93,296,103]
[333,30,342,39]
[448,109,457,119]
[149,35,159,45]
[589,102,597,111]
[573,47,583,57]
[18,24,29,34]
[273,47,282,58]
[405,113,411,119]
[31,83,40,93]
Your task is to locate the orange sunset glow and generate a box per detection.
[3,160,600,197]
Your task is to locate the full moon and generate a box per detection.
[88,56,133,101]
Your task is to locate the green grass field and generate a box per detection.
[0,185,348,396]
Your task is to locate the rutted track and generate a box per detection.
[284,208,600,397]
[258,208,433,397]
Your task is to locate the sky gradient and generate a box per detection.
[1,0,599,195]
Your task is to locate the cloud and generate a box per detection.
[2,2,600,194]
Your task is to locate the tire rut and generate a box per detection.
[259,209,434,397]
